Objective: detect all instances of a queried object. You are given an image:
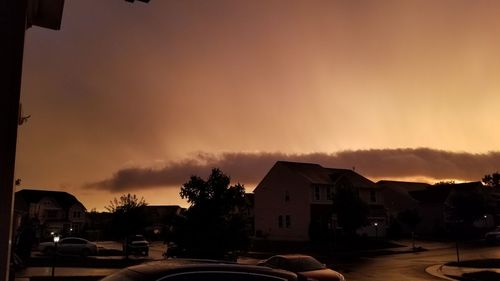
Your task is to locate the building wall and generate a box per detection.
[254,164,312,241]
[32,197,64,224]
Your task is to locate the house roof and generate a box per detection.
[408,182,484,204]
[409,188,450,204]
[15,189,85,210]
[276,161,376,188]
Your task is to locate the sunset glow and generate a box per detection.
[16,0,500,210]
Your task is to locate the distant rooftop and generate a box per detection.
[16,189,85,210]
[275,161,376,188]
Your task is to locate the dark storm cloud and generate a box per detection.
[86,148,500,191]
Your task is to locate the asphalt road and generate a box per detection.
[337,242,500,281]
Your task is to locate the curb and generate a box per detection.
[425,264,460,281]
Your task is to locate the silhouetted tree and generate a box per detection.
[482,172,500,188]
[332,183,369,237]
[175,168,249,259]
[105,194,148,240]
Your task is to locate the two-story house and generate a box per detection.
[14,189,87,238]
[254,161,386,241]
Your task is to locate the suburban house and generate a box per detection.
[14,189,86,239]
[253,161,387,241]
[143,205,183,239]
[378,180,431,235]
[382,181,494,236]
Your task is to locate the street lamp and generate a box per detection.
[51,235,60,278]
[484,215,488,228]
[373,222,379,238]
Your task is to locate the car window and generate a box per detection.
[158,271,292,281]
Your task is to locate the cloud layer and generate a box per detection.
[87,148,500,191]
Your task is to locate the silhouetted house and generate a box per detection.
[14,189,86,238]
[378,181,431,234]
[143,205,183,240]
[244,193,255,235]
[408,182,492,235]
[254,161,387,241]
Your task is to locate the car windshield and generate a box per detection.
[281,257,326,272]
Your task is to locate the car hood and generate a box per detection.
[299,268,344,281]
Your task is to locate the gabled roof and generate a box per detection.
[409,188,450,204]
[408,181,485,204]
[16,189,85,210]
[276,161,376,188]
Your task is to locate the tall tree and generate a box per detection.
[332,182,369,236]
[176,168,249,259]
[105,194,148,239]
[482,172,500,188]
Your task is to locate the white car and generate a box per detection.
[485,226,500,242]
[38,237,98,257]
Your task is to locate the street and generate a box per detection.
[338,242,500,281]
[17,240,500,281]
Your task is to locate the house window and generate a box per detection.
[314,186,320,201]
[326,186,332,200]
[370,190,376,202]
[286,215,291,228]
[278,215,283,228]
[285,191,290,202]
[73,211,81,218]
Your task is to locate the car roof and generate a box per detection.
[124,259,298,280]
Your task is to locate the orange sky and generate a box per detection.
[16,0,500,210]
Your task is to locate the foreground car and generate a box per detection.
[258,254,345,281]
[38,237,97,257]
[100,259,302,281]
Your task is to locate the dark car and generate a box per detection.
[100,259,302,281]
[258,254,345,281]
[124,235,149,256]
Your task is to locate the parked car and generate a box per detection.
[38,237,98,257]
[100,259,303,281]
[258,254,345,281]
[124,235,149,256]
[485,226,500,242]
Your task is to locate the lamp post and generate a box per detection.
[51,235,59,279]
[484,215,488,228]
[373,222,379,238]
